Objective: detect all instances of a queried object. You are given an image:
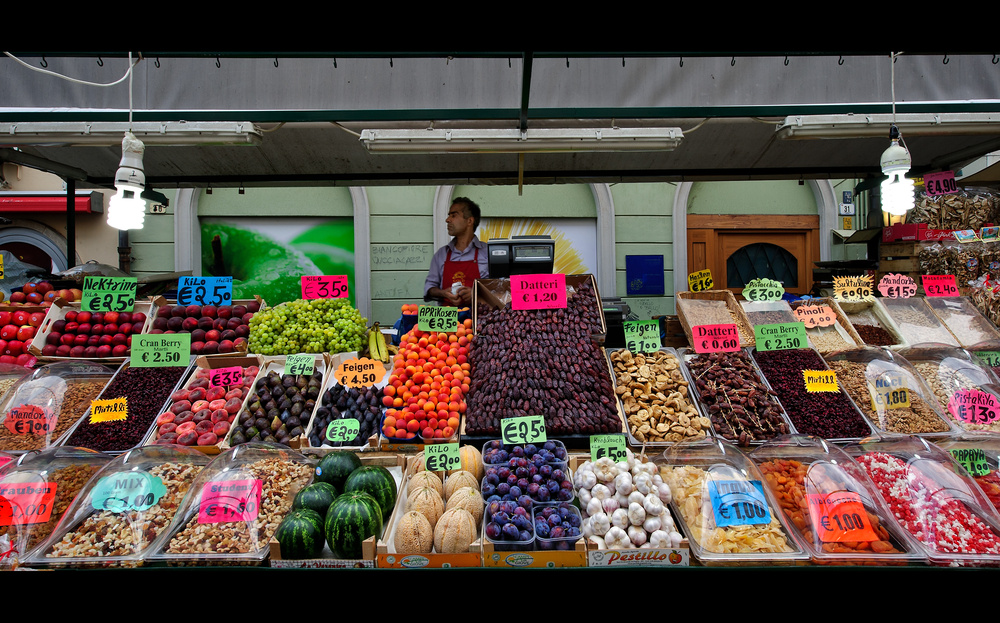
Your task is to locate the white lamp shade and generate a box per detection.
[107,186,146,230]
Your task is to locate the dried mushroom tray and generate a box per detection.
[837,299,909,350]
[26,445,210,568]
[654,437,808,566]
[925,296,1000,350]
[146,443,314,566]
[897,345,1000,434]
[823,348,959,438]
[879,297,960,348]
[676,290,755,348]
[606,347,712,447]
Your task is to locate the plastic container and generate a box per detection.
[925,296,1000,349]
[937,435,1000,516]
[655,437,808,566]
[0,446,110,568]
[837,299,908,349]
[533,503,582,550]
[748,435,926,566]
[824,348,958,437]
[740,299,798,327]
[0,363,33,408]
[481,439,569,466]
[146,442,314,566]
[880,297,961,347]
[0,361,114,453]
[899,345,1000,433]
[789,297,864,353]
[27,444,210,568]
[483,498,535,551]
[843,436,1000,566]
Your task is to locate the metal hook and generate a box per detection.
[97,57,103,67]
[566,58,569,68]
[731,57,736,66]
[994,55,999,65]
[216,57,221,68]
[389,57,393,67]
[679,56,683,67]
[39,56,47,68]
[333,57,337,68]
[274,58,278,67]
[508,58,512,68]
[154,57,160,68]
[622,57,625,67]
[784,56,789,66]
[943,55,949,64]
[838,56,844,66]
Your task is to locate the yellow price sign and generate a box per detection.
[89,397,128,424]
[687,269,714,293]
[833,275,873,302]
[803,370,839,393]
[868,374,910,410]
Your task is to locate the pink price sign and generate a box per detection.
[692,324,741,353]
[210,366,243,388]
[510,273,567,311]
[923,171,958,197]
[948,389,1000,425]
[922,274,959,297]
[198,478,262,524]
[301,275,349,300]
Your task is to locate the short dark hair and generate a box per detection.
[452,197,481,231]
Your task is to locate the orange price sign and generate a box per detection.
[335,357,386,388]
[3,405,51,436]
[806,491,878,543]
[793,305,837,329]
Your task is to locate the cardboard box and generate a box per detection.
[881,223,959,242]
[29,298,156,363]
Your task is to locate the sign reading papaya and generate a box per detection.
[878,273,917,299]
[687,269,714,293]
[793,305,837,329]
[833,275,873,302]
[335,357,385,388]
[82,276,137,313]
[803,370,839,392]
[510,274,567,311]
[418,306,458,332]
[949,448,991,477]
[89,397,128,424]
[3,405,51,436]
[691,324,740,353]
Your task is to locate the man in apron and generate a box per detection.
[424,197,489,306]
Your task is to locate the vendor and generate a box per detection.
[424,197,489,306]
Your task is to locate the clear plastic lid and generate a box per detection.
[925,296,1000,349]
[0,363,33,407]
[937,434,1000,516]
[899,345,1000,433]
[147,442,313,566]
[655,437,808,565]
[0,362,114,453]
[880,297,960,347]
[837,300,907,348]
[27,444,210,568]
[740,300,798,327]
[0,446,110,568]
[824,348,958,437]
[748,435,926,565]
[843,436,1000,566]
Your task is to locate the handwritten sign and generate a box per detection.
[178,276,233,307]
[82,276,138,313]
[868,374,910,411]
[501,415,547,444]
[687,269,714,293]
[691,324,741,353]
[834,275,873,302]
[623,320,660,353]
[793,305,837,329]
[743,278,784,302]
[878,273,918,299]
[806,491,878,543]
[708,479,771,527]
[301,275,349,300]
[326,419,361,443]
[198,478,262,524]
[755,323,808,352]
[803,370,839,392]
[91,472,166,513]
[132,334,190,367]
[418,306,458,332]
[335,357,385,388]
[89,397,128,424]
[510,274,567,311]
[923,274,959,297]
[975,351,1000,368]
[949,389,1000,425]
[3,405,51,436]
[284,354,315,376]
[0,480,57,526]
[210,366,243,388]
[949,447,992,477]
[424,443,462,472]
[590,434,627,463]
[924,170,958,197]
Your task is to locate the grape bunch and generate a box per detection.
[248,298,368,355]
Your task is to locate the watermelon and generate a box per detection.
[275,509,325,559]
[344,465,397,518]
[315,451,363,490]
[293,482,339,520]
[325,491,382,559]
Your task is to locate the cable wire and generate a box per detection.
[3,51,140,87]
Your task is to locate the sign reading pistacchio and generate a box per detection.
[335,357,386,388]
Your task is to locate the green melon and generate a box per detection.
[275,509,325,559]
[292,482,339,520]
[315,451,363,491]
[324,491,382,559]
[344,465,397,518]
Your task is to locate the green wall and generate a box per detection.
[688,180,817,215]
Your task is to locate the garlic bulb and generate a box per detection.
[628,525,647,546]
[579,487,592,507]
[656,481,672,504]
[628,490,645,506]
[627,502,646,526]
[649,530,671,548]
[589,535,607,550]
[614,471,633,493]
[634,472,654,495]
[602,496,620,515]
[594,457,618,482]
[590,512,611,535]
[605,526,630,549]
[586,497,603,517]
[611,508,630,530]
[591,483,611,501]
[578,469,597,490]
[643,493,663,517]
[643,516,662,533]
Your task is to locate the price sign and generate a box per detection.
[833,275,873,302]
[793,305,837,329]
[198,478,262,524]
[754,323,808,352]
[424,443,462,472]
[975,351,1000,368]
[687,269,714,293]
[177,276,233,307]
[335,357,385,388]
[210,366,243,388]
[501,415,547,444]
[284,354,315,376]
[948,389,1000,425]
[708,479,771,527]
[510,273,567,311]
[923,274,960,297]
[590,434,627,463]
[803,370,839,393]
[623,320,660,353]
[878,273,918,299]
[949,447,992,477]
[691,324,741,353]
[0,480,57,526]
[91,472,166,513]
[0,255,5,279]
[132,334,190,367]
[924,170,958,197]
[82,276,137,313]
[325,419,361,443]
[418,306,458,332]
[301,275,349,300]
[89,397,128,424]
[806,491,878,543]
[3,405,51,436]
[743,278,784,302]
[867,373,910,411]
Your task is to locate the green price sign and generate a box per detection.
[418,306,458,332]
[743,278,784,302]
[590,434,627,463]
[623,320,660,353]
[91,472,166,513]
[131,334,190,367]
[754,323,808,352]
[284,354,314,376]
[976,351,1000,368]
[501,415,547,445]
[325,419,361,443]
[82,276,138,313]
[949,448,992,477]
[424,442,462,472]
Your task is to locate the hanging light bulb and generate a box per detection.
[880,124,914,216]
[107,131,146,230]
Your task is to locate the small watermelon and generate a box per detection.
[293,482,339,520]
[276,509,325,559]
[325,491,383,559]
[344,465,397,518]
[315,451,363,490]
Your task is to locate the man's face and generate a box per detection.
[446,204,473,237]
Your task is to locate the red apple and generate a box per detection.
[12,310,29,326]
[96,345,113,358]
[28,312,45,328]
[0,325,18,340]
[36,281,53,295]
[9,292,25,303]
[16,326,34,342]
[26,292,43,304]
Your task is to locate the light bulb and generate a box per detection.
[107,187,146,230]
[107,131,147,230]
[881,172,915,216]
